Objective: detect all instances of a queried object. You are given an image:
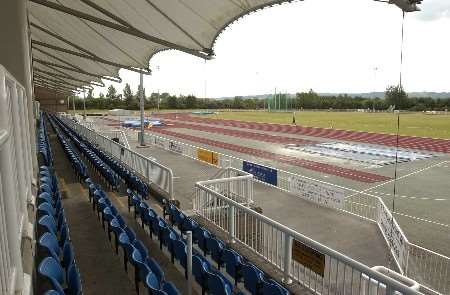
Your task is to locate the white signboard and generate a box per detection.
[289,176,345,209]
[377,202,408,272]
[168,141,183,154]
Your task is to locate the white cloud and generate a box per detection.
[415,0,450,21]
[93,0,450,98]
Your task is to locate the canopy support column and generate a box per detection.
[139,72,145,146]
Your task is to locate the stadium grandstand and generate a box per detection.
[3,1,447,295]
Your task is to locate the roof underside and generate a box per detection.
[29,0,296,93]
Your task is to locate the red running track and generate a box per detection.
[167,121,318,145]
[150,128,390,183]
[157,113,450,153]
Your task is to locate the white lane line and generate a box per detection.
[371,191,448,201]
[349,160,450,198]
[393,211,450,228]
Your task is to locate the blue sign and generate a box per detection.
[243,161,278,186]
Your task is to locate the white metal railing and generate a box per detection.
[194,182,422,295]
[0,65,33,294]
[61,118,174,199]
[140,131,449,294]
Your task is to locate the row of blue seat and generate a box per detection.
[50,115,120,189]
[50,114,182,295]
[39,115,53,166]
[54,114,289,295]
[36,126,82,295]
[52,115,148,196]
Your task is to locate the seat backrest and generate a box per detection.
[162,282,181,295]
[39,215,58,235]
[38,202,55,217]
[67,263,82,295]
[124,226,136,241]
[262,279,289,295]
[147,257,164,284]
[207,272,232,295]
[242,263,264,295]
[222,249,242,277]
[192,255,209,283]
[39,232,61,258]
[38,257,65,285]
[133,240,148,259]
[173,240,186,261]
[62,241,74,269]
[145,272,160,292]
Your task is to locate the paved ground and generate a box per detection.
[124,135,392,269]
[95,115,450,258]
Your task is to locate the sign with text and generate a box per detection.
[292,239,325,277]
[289,176,344,209]
[377,202,408,271]
[168,141,183,154]
[197,148,219,166]
[243,161,277,186]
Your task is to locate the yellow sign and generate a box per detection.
[292,239,325,277]
[197,148,219,166]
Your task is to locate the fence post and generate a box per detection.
[283,233,293,284]
[186,231,193,295]
[228,205,235,243]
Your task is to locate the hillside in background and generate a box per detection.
[217,92,450,100]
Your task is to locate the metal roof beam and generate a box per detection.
[34,79,79,92]
[34,74,93,90]
[30,0,213,59]
[34,68,105,87]
[33,59,122,83]
[32,40,151,75]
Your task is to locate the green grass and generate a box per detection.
[201,111,450,139]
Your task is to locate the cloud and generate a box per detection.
[415,0,450,21]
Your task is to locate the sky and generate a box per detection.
[91,0,450,98]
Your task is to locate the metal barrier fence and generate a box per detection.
[140,131,449,294]
[61,118,174,199]
[194,182,422,295]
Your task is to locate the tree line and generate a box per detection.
[69,83,450,111]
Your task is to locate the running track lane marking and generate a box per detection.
[148,128,390,183]
[373,191,447,201]
[156,113,450,153]
[348,160,450,198]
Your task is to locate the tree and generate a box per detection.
[385,85,409,110]
[106,85,117,99]
[167,95,178,109]
[99,92,105,99]
[87,89,93,99]
[123,83,134,108]
[185,95,197,109]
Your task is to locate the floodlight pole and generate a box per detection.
[72,94,76,117]
[83,89,87,120]
[139,72,145,146]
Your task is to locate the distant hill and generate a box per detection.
[217,92,450,100]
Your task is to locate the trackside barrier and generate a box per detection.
[60,118,174,199]
[140,131,450,294]
[194,182,422,295]
[0,65,34,294]
[97,129,131,149]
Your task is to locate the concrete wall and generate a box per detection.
[34,86,69,113]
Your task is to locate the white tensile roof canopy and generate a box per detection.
[29,0,299,93]
[29,0,421,93]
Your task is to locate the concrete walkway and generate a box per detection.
[48,121,199,295]
[127,136,393,269]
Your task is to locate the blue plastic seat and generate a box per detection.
[38,192,53,207]
[207,272,233,295]
[146,257,164,284]
[62,241,75,270]
[145,271,161,294]
[67,263,82,295]
[192,254,210,295]
[43,290,64,295]
[181,218,198,234]
[38,257,65,294]
[193,227,211,256]
[173,239,187,278]
[38,202,56,218]
[242,262,264,295]
[38,232,60,260]
[222,249,243,285]
[161,282,181,295]
[262,279,289,295]
[207,237,225,269]
[38,215,58,236]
